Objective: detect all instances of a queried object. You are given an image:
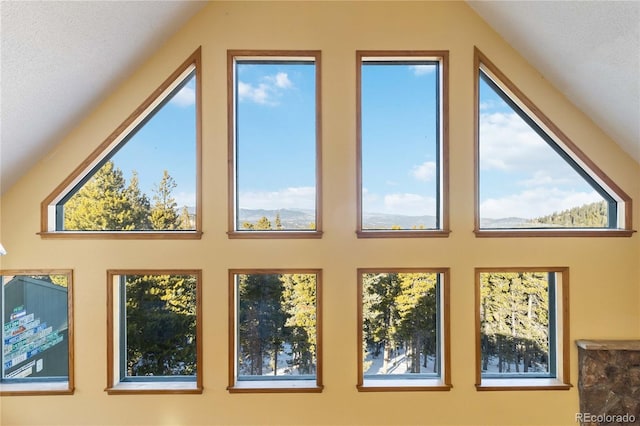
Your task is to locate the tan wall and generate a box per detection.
[1,2,639,425]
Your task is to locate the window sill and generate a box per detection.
[227,230,323,239]
[358,378,451,392]
[0,381,73,396]
[228,379,323,393]
[476,378,571,391]
[357,230,451,238]
[474,229,635,238]
[39,231,203,240]
[106,381,202,395]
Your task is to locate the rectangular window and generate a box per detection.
[1,270,73,395]
[475,268,570,390]
[106,270,202,394]
[357,268,450,391]
[228,270,322,392]
[228,51,322,238]
[357,51,449,237]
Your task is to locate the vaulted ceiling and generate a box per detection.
[1,1,638,194]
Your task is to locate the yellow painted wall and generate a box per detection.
[1,2,639,425]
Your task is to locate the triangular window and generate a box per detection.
[41,49,201,238]
[475,48,631,236]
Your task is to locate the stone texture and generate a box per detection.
[577,340,640,426]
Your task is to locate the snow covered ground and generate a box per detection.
[364,347,437,375]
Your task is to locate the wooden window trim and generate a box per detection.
[227,50,323,239]
[227,269,323,393]
[474,267,571,391]
[105,270,203,395]
[473,47,633,237]
[356,51,450,238]
[39,47,203,240]
[356,268,451,392]
[0,269,74,396]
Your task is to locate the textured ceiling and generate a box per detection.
[0,0,206,193]
[468,0,640,163]
[1,1,638,195]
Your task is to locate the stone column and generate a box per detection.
[576,340,640,425]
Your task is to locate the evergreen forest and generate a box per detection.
[362,272,439,376]
[236,273,318,377]
[63,161,193,231]
[479,272,551,375]
[124,274,197,377]
[60,165,604,379]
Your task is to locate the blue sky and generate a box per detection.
[101,61,603,222]
[235,62,316,212]
[479,74,603,220]
[108,73,197,209]
[361,62,438,218]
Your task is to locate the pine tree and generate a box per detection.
[64,161,136,230]
[178,206,192,230]
[150,171,179,230]
[395,273,438,373]
[281,274,317,374]
[126,171,152,230]
[238,274,287,375]
[125,274,197,376]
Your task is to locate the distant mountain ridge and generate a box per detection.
[236,201,608,230]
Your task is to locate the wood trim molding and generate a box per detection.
[40,47,203,238]
[227,269,323,393]
[105,270,202,395]
[474,267,572,390]
[0,269,74,396]
[355,51,450,238]
[473,46,633,235]
[356,268,451,391]
[226,50,323,238]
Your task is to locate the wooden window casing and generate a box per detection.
[228,269,323,393]
[40,48,203,240]
[106,270,203,395]
[0,269,74,396]
[356,268,451,391]
[474,267,571,391]
[356,51,450,238]
[227,51,323,239]
[474,47,633,238]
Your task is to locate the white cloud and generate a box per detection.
[238,81,271,105]
[409,65,435,76]
[238,72,294,105]
[479,111,589,188]
[170,85,196,107]
[239,186,315,210]
[479,111,547,172]
[480,187,602,219]
[383,193,437,216]
[267,72,293,89]
[411,161,436,182]
[173,191,196,208]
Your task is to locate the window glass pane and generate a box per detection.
[479,272,552,378]
[235,273,317,379]
[61,72,197,231]
[2,274,69,380]
[361,272,439,377]
[478,72,611,229]
[235,60,317,231]
[123,274,197,378]
[361,61,440,230]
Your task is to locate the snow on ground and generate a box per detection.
[364,347,437,375]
